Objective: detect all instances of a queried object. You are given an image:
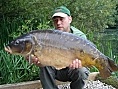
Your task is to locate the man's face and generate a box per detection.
[52,15,72,32]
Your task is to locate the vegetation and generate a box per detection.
[0,50,39,84]
[0,0,118,84]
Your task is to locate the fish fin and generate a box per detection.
[28,55,31,64]
[107,57,118,71]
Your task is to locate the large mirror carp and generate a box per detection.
[5,30,118,78]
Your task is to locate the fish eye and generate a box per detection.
[15,40,20,44]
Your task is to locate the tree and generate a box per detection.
[0,0,117,32]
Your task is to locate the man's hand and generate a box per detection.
[69,59,82,69]
[25,55,42,67]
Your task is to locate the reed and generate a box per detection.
[0,50,39,84]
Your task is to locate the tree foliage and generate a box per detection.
[0,0,117,32]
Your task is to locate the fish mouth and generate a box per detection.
[5,46,12,54]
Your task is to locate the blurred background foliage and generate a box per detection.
[0,0,118,84]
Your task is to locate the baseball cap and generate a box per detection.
[52,6,71,18]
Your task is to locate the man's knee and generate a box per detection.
[68,67,90,81]
[77,67,90,79]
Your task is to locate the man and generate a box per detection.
[29,6,90,89]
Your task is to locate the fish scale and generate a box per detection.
[5,29,118,78]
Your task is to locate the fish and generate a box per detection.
[5,29,118,78]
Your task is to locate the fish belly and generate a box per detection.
[34,46,76,69]
[33,45,98,69]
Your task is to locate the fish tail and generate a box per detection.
[99,57,118,79]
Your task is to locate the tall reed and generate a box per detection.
[0,50,39,84]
